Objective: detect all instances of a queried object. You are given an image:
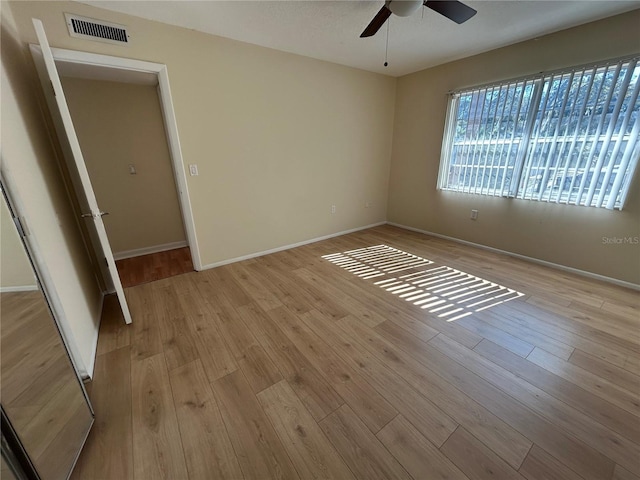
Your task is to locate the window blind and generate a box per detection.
[438,57,640,210]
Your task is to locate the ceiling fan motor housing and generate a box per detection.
[388,0,423,17]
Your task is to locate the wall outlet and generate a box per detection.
[331,205,336,214]
[470,209,478,220]
[189,164,199,176]
[128,164,137,175]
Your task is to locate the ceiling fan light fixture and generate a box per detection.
[388,0,423,17]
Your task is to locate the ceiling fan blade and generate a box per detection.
[360,5,392,38]
[424,0,477,24]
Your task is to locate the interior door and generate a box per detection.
[31,18,132,324]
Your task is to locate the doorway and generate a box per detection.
[61,75,191,287]
[30,44,201,294]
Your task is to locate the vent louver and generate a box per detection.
[65,14,130,45]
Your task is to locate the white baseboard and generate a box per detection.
[388,222,640,291]
[0,285,39,293]
[200,222,387,270]
[113,241,188,260]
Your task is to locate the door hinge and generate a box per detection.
[105,257,109,267]
[50,80,56,97]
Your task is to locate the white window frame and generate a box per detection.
[437,56,640,210]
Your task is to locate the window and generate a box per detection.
[437,57,640,210]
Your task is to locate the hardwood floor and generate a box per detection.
[72,225,640,480]
[115,247,193,287]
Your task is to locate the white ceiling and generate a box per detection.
[79,1,640,77]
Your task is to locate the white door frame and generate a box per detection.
[31,45,202,272]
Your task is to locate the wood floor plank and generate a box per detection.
[154,284,199,371]
[319,405,412,480]
[301,262,484,348]
[175,277,238,382]
[254,254,351,320]
[95,294,131,356]
[568,348,640,397]
[257,380,356,480]
[213,370,300,480]
[294,266,388,327]
[71,347,133,480]
[246,260,314,315]
[567,300,640,346]
[191,274,262,359]
[168,359,243,480]
[237,303,344,421]
[366,319,611,479]
[430,333,632,477]
[377,414,468,480]
[512,298,639,358]
[131,353,188,480]
[474,339,640,443]
[206,267,252,307]
[527,347,640,417]
[441,427,526,480]
[381,308,441,345]
[116,247,193,288]
[518,445,584,480]
[227,262,284,312]
[471,306,575,360]
[601,301,640,323]
[454,315,535,358]
[270,306,398,433]
[344,317,532,468]
[300,310,459,448]
[614,465,640,480]
[237,343,284,394]
[128,284,164,362]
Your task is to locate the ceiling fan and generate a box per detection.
[360,0,477,38]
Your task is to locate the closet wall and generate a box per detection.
[62,77,186,258]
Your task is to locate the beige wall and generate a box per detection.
[0,196,36,289]
[2,4,102,376]
[388,10,640,285]
[8,1,396,268]
[61,77,186,255]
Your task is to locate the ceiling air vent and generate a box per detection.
[65,13,130,46]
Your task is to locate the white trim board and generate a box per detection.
[388,222,640,291]
[84,291,105,381]
[113,241,188,260]
[0,285,40,293]
[200,222,386,270]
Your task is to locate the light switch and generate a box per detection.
[128,164,137,175]
[189,164,199,176]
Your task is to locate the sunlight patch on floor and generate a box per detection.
[323,246,524,322]
[322,245,433,279]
